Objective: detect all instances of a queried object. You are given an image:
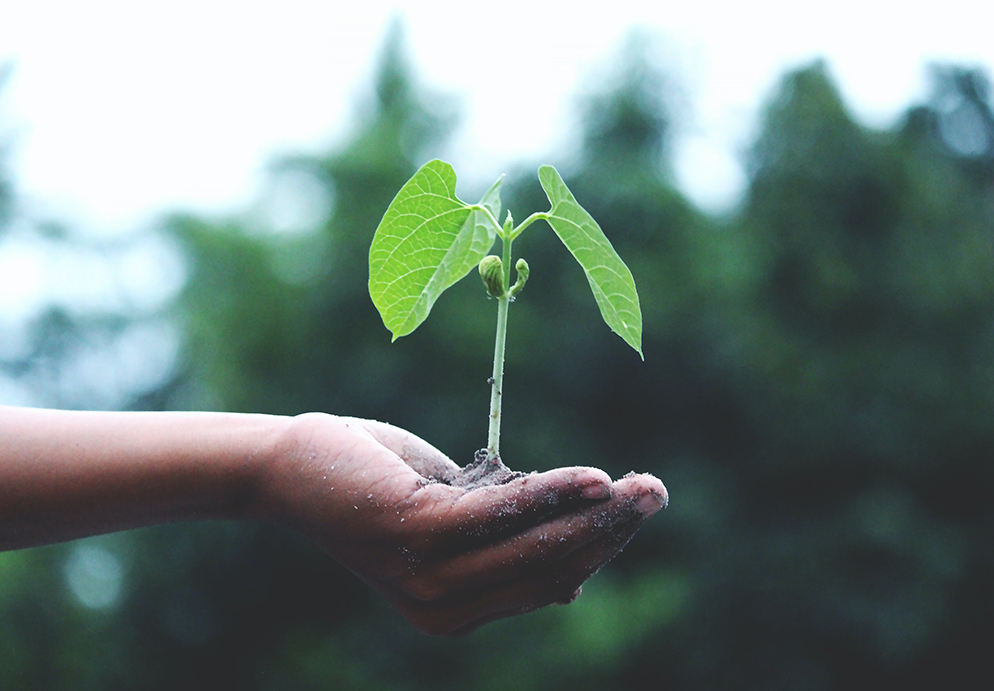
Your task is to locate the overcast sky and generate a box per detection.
[2,0,993,234]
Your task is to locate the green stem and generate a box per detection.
[486,233,514,460]
[508,212,547,241]
[472,206,545,242]
[474,205,503,236]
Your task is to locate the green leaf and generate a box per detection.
[538,165,643,358]
[369,159,500,339]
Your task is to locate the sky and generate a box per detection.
[1,0,993,235]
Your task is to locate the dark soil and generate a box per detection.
[446,449,526,490]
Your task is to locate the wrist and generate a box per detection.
[223,412,299,523]
[251,412,341,526]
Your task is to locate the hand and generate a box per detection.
[264,413,668,636]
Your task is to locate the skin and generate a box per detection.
[0,406,667,636]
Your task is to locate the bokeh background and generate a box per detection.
[2,6,993,690]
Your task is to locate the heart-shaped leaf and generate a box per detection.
[539,165,643,358]
[369,159,501,339]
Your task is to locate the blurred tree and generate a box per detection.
[4,25,994,690]
[914,64,994,182]
[652,62,994,688]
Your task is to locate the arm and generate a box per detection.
[0,406,667,635]
[0,406,285,549]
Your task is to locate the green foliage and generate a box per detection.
[369,160,501,339]
[370,160,643,357]
[478,254,506,298]
[509,257,529,297]
[538,165,643,358]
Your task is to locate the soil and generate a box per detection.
[445,449,527,490]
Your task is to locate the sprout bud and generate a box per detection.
[479,255,506,298]
[509,258,530,298]
[502,210,514,235]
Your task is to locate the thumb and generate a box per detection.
[347,418,461,484]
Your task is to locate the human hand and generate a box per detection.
[264,413,667,635]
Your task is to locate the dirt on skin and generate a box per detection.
[446,449,526,490]
[400,436,527,490]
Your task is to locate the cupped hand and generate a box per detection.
[264,413,667,636]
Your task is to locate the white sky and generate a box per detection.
[1,0,992,234]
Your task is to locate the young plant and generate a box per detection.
[369,159,641,468]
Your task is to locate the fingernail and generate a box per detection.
[581,483,612,500]
[637,491,666,516]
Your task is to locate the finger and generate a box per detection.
[612,471,669,512]
[390,507,650,636]
[406,473,666,600]
[418,466,615,551]
[452,512,647,633]
[450,529,635,635]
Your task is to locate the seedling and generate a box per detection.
[369,160,642,469]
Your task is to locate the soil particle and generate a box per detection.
[446,449,527,490]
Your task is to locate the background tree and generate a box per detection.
[2,28,993,689]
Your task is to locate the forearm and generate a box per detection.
[0,406,293,551]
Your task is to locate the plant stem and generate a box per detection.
[486,234,514,460]
[508,212,547,241]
